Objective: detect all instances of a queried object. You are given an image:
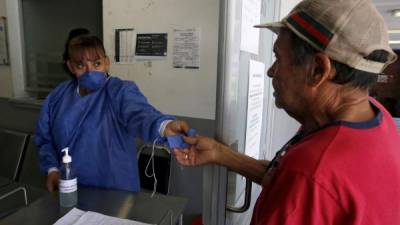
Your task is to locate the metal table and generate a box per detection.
[0,186,187,225]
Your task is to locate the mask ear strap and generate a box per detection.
[144,137,159,197]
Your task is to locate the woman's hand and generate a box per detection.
[47,171,60,192]
[164,120,190,136]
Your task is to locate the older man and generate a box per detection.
[174,0,400,224]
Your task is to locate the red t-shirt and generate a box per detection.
[251,101,400,225]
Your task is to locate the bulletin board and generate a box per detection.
[103,0,219,120]
[0,17,9,65]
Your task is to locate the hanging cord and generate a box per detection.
[144,137,159,197]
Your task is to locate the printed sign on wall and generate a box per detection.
[135,33,168,60]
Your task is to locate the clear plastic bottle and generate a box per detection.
[59,147,78,207]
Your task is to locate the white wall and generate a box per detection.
[280,0,301,19]
[103,0,219,120]
[0,0,14,97]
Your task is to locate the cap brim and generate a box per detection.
[254,21,285,34]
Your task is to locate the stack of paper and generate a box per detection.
[54,208,154,225]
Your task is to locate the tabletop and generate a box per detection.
[0,186,187,225]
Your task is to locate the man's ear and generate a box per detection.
[308,53,335,87]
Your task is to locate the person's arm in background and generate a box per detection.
[174,135,269,185]
[115,80,189,142]
[35,96,60,192]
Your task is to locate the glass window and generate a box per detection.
[21,0,102,98]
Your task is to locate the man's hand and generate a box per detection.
[174,135,270,185]
[173,135,223,166]
[47,171,60,192]
[164,120,190,136]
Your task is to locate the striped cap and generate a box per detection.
[255,0,397,74]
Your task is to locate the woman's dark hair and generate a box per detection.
[62,28,90,77]
[67,35,106,61]
[287,30,389,89]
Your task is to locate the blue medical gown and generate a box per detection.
[35,77,175,192]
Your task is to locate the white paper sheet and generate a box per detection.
[173,28,200,69]
[53,208,154,225]
[240,0,261,54]
[116,29,136,64]
[244,60,265,159]
[53,208,85,225]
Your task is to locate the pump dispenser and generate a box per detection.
[62,148,72,163]
[59,147,78,207]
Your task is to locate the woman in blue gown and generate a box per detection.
[35,34,189,192]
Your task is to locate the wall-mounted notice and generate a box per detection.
[135,33,168,60]
[244,60,265,159]
[173,28,200,69]
[115,28,136,64]
[0,17,9,65]
[240,0,261,55]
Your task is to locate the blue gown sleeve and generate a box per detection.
[35,96,60,173]
[113,81,175,142]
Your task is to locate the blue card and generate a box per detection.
[167,135,189,149]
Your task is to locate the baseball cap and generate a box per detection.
[255,0,397,74]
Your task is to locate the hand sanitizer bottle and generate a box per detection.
[59,147,78,207]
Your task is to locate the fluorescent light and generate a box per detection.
[393,9,400,17]
[388,30,400,34]
[389,40,400,44]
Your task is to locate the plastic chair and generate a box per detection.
[0,134,47,219]
[0,129,29,180]
[0,182,46,219]
[17,135,47,189]
[137,144,171,195]
[0,186,28,218]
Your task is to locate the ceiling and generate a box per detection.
[373,0,400,49]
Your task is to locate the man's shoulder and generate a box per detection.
[284,126,342,165]
[283,122,400,188]
[282,125,369,178]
